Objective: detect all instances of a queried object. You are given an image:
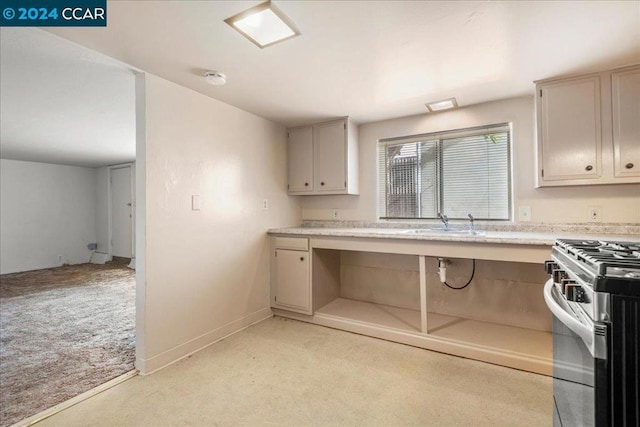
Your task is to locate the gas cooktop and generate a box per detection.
[552,239,640,297]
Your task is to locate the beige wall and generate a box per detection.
[136,74,300,373]
[301,96,640,224]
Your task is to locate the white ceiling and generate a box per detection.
[0,28,136,167]
[45,0,640,128]
[1,1,639,167]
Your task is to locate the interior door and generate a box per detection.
[110,166,133,258]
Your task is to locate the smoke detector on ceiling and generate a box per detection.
[204,71,227,86]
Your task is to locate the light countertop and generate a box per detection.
[267,226,639,246]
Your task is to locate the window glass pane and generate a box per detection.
[386,143,418,217]
[441,133,509,219]
[419,141,438,218]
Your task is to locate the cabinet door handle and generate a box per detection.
[585,165,593,171]
[320,182,325,186]
[625,163,634,169]
[305,182,309,186]
[300,256,305,261]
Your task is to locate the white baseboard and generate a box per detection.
[90,252,111,264]
[136,308,272,375]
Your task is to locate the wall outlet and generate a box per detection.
[518,206,532,222]
[588,206,602,223]
[331,209,339,220]
[262,199,269,211]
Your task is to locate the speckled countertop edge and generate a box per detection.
[267,221,640,246]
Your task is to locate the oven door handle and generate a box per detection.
[544,279,595,353]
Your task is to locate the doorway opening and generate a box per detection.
[0,27,140,427]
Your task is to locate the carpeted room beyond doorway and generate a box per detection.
[0,262,135,426]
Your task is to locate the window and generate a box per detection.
[378,123,511,220]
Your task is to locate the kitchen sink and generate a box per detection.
[401,228,486,236]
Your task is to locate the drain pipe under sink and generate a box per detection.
[438,258,449,283]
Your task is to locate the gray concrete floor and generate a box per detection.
[37,316,552,426]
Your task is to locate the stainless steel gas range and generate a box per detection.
[544,239,640,427]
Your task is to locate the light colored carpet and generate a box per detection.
[37,316,552,427]
[0,263,135,427]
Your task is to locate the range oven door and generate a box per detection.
[544,279,596,426]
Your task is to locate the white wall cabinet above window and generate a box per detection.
[287,118,359,195]
[535,64,640,187]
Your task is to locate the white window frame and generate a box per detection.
[378,123,512,221]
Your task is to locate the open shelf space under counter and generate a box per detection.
[271,237,553,376]
[280,297,552,375]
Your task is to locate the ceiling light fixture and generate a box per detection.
[224,1,299,49]
[204,71,227,86]
[425,97,458,113]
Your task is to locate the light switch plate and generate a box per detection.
[192,195,201,211]
[518,206,531,222]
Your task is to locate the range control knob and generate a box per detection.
[565,284,586,303]
[544,260,558,274]
[560,278,576,294]
[553,269,568,284]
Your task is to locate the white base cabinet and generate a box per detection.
[535,64,640,186]
[271,238,311,314]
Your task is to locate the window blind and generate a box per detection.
[378,123,511,220]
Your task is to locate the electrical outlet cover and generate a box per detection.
[588,206,602,222]
[518,206,531,222]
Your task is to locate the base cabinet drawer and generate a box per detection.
[273,249,311,314]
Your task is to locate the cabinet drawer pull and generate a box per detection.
[305,182,309,186]
[320,182,325,186]
[625,163,634,169]
[300,256,305,261]
[585,165,593,171]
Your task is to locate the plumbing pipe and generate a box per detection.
[438,258,448,283]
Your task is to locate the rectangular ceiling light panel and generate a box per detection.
[225,1,299,48]
[426,98,458,112]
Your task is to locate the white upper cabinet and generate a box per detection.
[315,120,347,192]
[536,64,640,187]
[612,67,640,178]
[287,118,359,195]
[287,127,314,192]
[538,76,601,181]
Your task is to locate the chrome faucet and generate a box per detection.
[468,214,475,232]
[439,213,449,230]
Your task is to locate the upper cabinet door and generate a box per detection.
[287,127,314,192]
[538,76,602,182]
[612,67,640,178]
[314,120,347,192]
